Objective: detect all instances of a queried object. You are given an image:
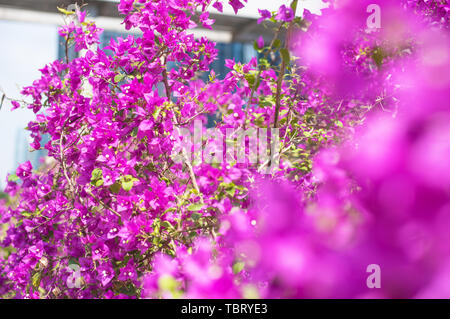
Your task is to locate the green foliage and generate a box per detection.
[187,203,204,212]
[90,168,104,187]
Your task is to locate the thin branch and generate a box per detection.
[273,1,298,129]
[85,188,121,218]
[243,24,284,129]
[175,108,207,126]
[59,118,77,196]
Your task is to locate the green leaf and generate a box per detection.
[187,203,204,212]
[225,187,236,197]
[233,63,243,73]
[253,40,264,53]
[90,168,104,187]
[244,73,256,87]
[253,40,260,52]
[32,272,42,288]
[272,39,282,49]
[232,261,245,274]
[153,106,162,120]
[68,258,79,267]
[8,174,19,182]
[280,48,291,64]
[372,47,385,68]
[258,58,270,69]
[21,211,32,218]
[163,207,177,215]
[91,168,102,180]
[109,182,121,194]
[290,0,299,11]
[121,180,134,192]
[121,175,138,191]
[190,212,202,221]
[189,231,197,238]
[280,108,289,117]
[114,74,125,83]
[131,126,138,137]
[161,221,173,229]
[57,7,75,15]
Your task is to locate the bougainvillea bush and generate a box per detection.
[0,0,449,298]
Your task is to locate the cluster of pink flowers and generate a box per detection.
[0,0,449,298]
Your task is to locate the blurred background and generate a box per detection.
[1,0,316,188]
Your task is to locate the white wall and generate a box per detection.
[0,20,57,187]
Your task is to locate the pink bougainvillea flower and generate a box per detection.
[257,9,271,24]
[1,0,450,300]
[257,36,264,49]
[228,0,245,14]
[276,5,294,22]
[11,101,20,110]
[212,1,223,12]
